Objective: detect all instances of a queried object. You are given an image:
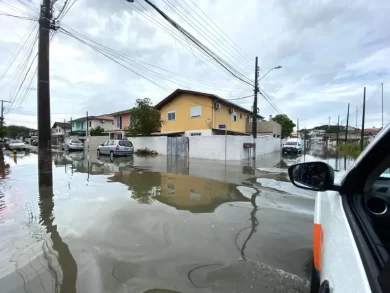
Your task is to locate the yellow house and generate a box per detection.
[155,89,263,135]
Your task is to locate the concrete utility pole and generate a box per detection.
[382,82,384,128]
[0,100,11,137]
[345,103,350,145]
[37,0,53,189]
[252,56,259,160]
[336,115,340,146]
[356,106,358,129]
[86,111,89,149]
[360,87,366,151]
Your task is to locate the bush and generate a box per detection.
[337,143,362,158]
[135,148,158,156]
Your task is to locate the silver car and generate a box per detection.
[97,140,134,157]
[62,139,84,151]
[8,140,25,150]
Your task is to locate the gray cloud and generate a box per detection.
[0,0,389,130]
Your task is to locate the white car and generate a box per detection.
[288,125,390,293]
[62,139,84,151]
[282,139,302,154]
[8,140,25,150]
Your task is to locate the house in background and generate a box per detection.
[155,89,262,136]
[246,115,281,137]
[108,109,132,139]
[71,115,114,137]
[51,122,71,145]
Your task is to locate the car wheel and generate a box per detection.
[97,149,100,156]
[110,151,114,158]
[310,260,320,293]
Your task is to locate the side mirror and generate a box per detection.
[288,162,336,191]
[100,143,104,146]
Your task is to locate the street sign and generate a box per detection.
[218,124,226,129]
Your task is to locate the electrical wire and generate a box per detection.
[0,12,35,20]
[59,24,249,92]
[126,0,246,89]
[0,0,34,17]
[162,0,254,76]
[186,0,253,67]
[130,0,254,88]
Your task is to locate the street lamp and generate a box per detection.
[259,65,282,81]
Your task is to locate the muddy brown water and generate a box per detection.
[0,147,354,293]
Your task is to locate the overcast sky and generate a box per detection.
[0,0,389,130]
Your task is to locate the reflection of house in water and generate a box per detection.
[108,170,250,213]
[159,173,249,213]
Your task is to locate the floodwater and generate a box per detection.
[0,144,353,293]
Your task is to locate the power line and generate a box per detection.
[127,0,246,88]
[128,0,254,87]
[162,0,254,75]
[0,12,36,20]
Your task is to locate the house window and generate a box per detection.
[240,114,242,119]
[89,121,91,127]
[168,111,176,121]
[116,116,122,129]
[232,112,237,122]
[72,122,75,128]
[190,106,201,118]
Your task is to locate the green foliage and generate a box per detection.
[272,114,296,139]
[135,147,158,156]
[90,126,105,136]
[4,125,33,138]
[127,98,162,136]
[337,143,362,159]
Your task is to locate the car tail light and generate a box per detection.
[116,145,119,150]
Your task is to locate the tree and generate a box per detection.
[5,125,33,138]
[272,114,296,139]
[127,98,162,136]
[90,126,105,136]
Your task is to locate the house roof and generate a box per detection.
[364,128,380,133]
[72,115,114,122]
[155,89,264,118]
[52,122,71,129]
[108,109,132,116]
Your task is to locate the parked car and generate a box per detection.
[282,139,302,154]
[288,125,390,293]
[8,140,25,150]
[31,139,38,146]
[62,139,84,151]
[97,140,134,158]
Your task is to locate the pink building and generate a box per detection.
[108,109,132,139]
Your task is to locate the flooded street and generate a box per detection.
[0,145,354,293]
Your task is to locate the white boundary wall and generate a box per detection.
[86,136,109,150]
[127,136,168,155]
[189,135,281,160]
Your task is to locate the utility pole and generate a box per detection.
[336,115,340,146]
[0,100,11,137]
[37,0,53,189]
[297,119,299,136]
[356,106,358,129]
[252,56,259,160]
[360,87,366,151]
[86,111,89,150]
[382,82,384,128]
[345,103,350,145]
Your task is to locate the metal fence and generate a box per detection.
[167,136,189,157]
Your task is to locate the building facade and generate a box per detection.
[108,109,132,139]
[71,115,114,136]
[155,89,261,135]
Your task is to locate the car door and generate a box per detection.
[316,128,390,293]
[100,141,108,155]
[106,140,115,154]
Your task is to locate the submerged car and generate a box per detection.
[288,124,390,293]
[62,139,84,151]
[97,139,134,158]
[8,140,25,150]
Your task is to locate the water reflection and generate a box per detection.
[38,187,78,293]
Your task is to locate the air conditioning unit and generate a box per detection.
[214,102,221,109]
[228,108,234,114]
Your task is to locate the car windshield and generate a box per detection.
[285,142,297,145]
[71,140,81,144]
[10,140,22,143]
[118,140,132,147]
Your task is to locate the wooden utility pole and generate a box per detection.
[345,103,350,144]
[37,0,53,189]
[252,56,259,160]
[336,115,340,145]
[360,87,366,151]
